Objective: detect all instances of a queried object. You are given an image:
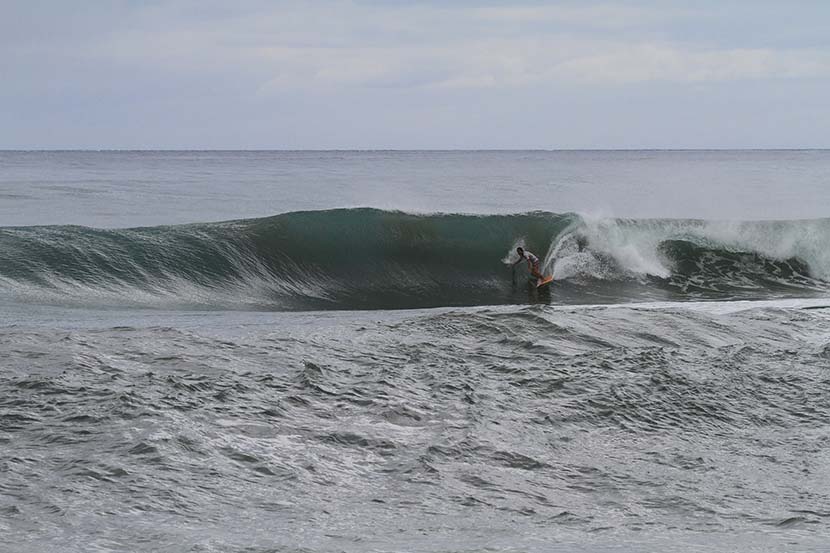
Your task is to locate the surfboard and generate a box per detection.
[536,275,554,288]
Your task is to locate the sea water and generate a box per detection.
[2,150,830,552]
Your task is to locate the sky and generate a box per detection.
[2,0,830,149]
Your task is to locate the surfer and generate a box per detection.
[513,247,544,282]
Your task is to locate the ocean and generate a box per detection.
[2,150,830,552]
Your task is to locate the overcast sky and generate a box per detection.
[2,1,830,149]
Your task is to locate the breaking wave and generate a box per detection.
[0,209,828,310]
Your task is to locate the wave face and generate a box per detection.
[1,209,828,310]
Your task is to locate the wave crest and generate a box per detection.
[0,209,827,310]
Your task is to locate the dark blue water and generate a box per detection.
[2,151,830,552]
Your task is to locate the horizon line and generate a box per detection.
[2,148,830,153]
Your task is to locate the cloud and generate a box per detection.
[471,4,691,28]
[253,39,830,91]
[59,1,829,92]
[3,1,830,148]
[6,0,826,93]
[548,46,830,84]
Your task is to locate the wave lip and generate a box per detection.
[0,208,828,311]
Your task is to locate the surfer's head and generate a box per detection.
[516,247,524,257]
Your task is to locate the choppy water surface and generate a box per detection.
[3,302,830,552]
[2,151,830,552]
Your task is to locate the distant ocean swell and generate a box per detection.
[0,208,827,310]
